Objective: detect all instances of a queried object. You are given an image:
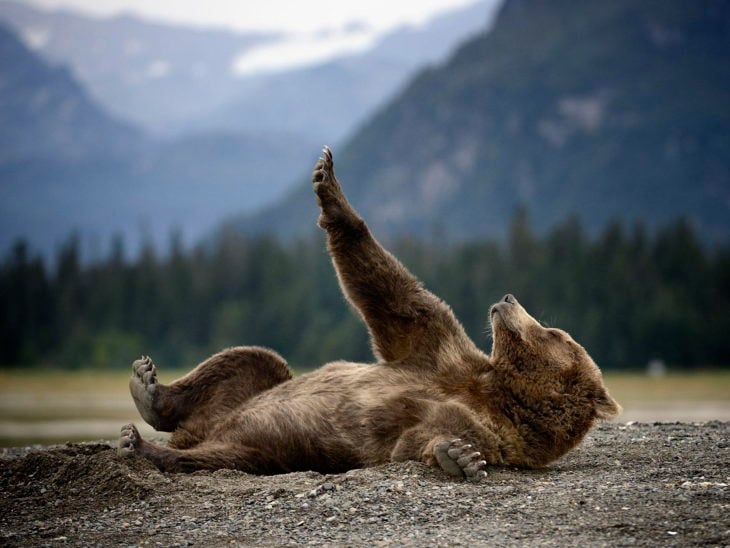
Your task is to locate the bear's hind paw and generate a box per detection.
[117,423,140,458]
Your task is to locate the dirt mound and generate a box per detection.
[1,423,728,546]
[1,443,164,502]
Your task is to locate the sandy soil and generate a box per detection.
[1,422,728,546]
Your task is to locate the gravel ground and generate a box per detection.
[1,422,728,546]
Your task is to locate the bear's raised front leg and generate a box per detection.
[312,147,478,364]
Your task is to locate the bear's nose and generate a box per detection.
[503,294,516,304]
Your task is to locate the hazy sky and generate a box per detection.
[23,0,482,34]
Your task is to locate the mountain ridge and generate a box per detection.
[229,0,730,243]
[0,0,501,140]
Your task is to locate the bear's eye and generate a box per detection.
[548,330,562,341]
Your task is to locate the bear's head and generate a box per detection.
[488,294,621,465]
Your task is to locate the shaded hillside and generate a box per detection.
[234,0,730,242]
[0,0,274,133]
[0,24,141,164]
[0,22,148,252]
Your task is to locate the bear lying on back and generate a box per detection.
[118,147,620,480]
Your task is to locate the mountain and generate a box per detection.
[0,0,502,141]
[0,25,317,256]
[231,0,730,242]
[0,0,507,256]
[0,0,276,133]
[0,23,141,164]
[0,21,144,253]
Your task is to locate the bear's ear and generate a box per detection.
[594,389,622,420]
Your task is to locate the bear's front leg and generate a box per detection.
[311,147,477,364]
[432,437,488,481]
[406,434,488,482]
[391,414,500,482]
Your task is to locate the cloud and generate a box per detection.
[24,0,481,34]
[231,26,379,76]
[22,27,51,49]
[146,60,171,79]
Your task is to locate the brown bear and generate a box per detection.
[118,146,621,480]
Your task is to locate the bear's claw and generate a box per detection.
[312,146,334,187]
[434,438,488,482]
[322,145,332,164]
[132,355,157,394]
[312,146,350,227]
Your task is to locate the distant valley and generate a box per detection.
[0,0,500,141]
[0,0,500,256]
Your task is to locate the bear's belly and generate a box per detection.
[206,362,434,472]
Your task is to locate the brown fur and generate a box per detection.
[118,147,621,478]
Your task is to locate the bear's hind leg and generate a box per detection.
[128,346,291,440]
[118,423,278,473]
[129,355,176,431]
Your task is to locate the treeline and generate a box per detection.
[2,213,729,370]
